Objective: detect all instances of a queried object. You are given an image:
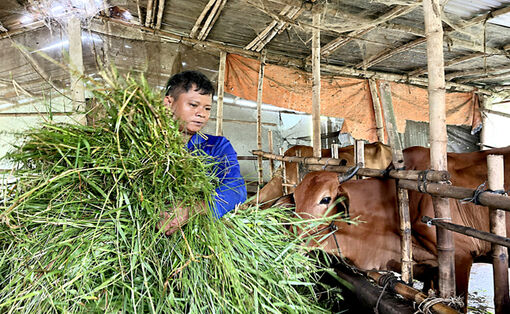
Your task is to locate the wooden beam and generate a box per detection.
[215,51,227,136]
[409,52,486,77]
[257,51,267,185]
[423,0,455,298]
[155,0,166,29]
[379,81,413,284]
[445,63,510,80]
[487,155,510,314]
[321,4,419,57]
[458,4,510,29]
[311,7,321,158]
[92,17,495,94]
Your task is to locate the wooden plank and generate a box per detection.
[423,0,455,298]
[312,8,321,158]
[379,81,413,284]
[257,51,267,185]
[215,51,226,136]
[487,155,510,314]
[355,140,364,180]
[280,147,288,195]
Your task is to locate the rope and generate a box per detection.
[322,158,333,170]
[374,280,390,314]
[414,296,464,314]
[461,181,508,205]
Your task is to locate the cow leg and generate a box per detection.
[455,253,473,314]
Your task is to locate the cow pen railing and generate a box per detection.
[251,148,510,313]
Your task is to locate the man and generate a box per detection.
[158,70,247,235]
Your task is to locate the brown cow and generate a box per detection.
[289,146,510,311]
[257,142,392,207]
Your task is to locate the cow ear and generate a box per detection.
[274,194,295,210]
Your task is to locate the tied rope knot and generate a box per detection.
[414,296,464,314]
[461,181,508,205]
[425,217,452,227]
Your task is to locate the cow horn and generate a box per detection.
[337,163,361,184]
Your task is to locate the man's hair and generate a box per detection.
[164,70,215,99]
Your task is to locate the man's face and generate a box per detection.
[164,86,212,134]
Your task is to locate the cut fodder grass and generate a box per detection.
[0,69,345,313]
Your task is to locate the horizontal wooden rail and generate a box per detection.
[399,180,510,211]
[252,150,450,182]
[421,216,510,248]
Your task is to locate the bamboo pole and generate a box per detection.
[268,130,274,178]
[398,179,510,211]
[280,148,288,195]
[252,150,450,182]
[95,16,493,94]
[68,17,86,122]
[421,216,510,249]
[155,0,166,29]
[189,0,216,38]
[331,144,339,159]
[378,81,413,284]
[257,51,267,186]
[145,0,154,27]
[215,51,226,136]
[487,155,510,314]
[368,79,385,143]
[312,7,321,158]
[367,271,460,314]
[355,140,364,180]
[423,0,456,298]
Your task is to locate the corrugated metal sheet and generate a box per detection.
[444,0,510,27]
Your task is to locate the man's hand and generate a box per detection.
[157,206,190,236]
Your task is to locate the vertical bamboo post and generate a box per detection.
[311,6,321,158]
[296,149,301,184]
[68,17,86,123]
[331,143,339,159]
[368,79,386,143]
[355,140,365,179]
[379,81,413,284]
[215,51,226,136]
[268,130,274,178]
[280,147,288,195]
[423,0,456,297]
[487,155,510,314]
[257,51,267,186]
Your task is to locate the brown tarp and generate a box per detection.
[225,54,481,142]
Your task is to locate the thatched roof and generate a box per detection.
[0,0,509,106]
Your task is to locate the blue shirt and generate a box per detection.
[187,133,247,218]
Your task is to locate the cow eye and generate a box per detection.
[319,197,331,205]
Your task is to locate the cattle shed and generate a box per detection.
[1,0,510,313]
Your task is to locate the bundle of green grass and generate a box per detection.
[0,71,343,313]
